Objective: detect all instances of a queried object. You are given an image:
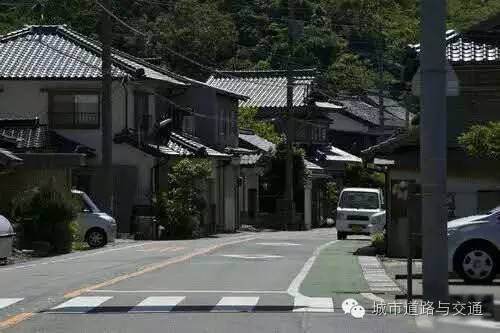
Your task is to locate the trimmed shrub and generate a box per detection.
[371,232,385,253]
[12,179,79,254]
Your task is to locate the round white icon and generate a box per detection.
[341,298,359,314]
[350,305,366,319]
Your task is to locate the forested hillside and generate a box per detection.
[1,0,500,96]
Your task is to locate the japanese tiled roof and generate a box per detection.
[238,129,276,153]
[335,96,407,128]
[237,129,276,166]
[0,118,95,156]
[361,129,419,157]
[410,30,500,64]
[206,70,317,108]
[0,25,185,84]
[116,130,230,159]
[0,147,23,167]
[0,118,49,150]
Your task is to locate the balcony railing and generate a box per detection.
[49,112,100,129]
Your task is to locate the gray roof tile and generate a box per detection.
[206,70,316,108]
[238,130,276,153]
[336,97,405,127]
[0,147,23,167]
[411,30,500,64]
[0,25,185,84]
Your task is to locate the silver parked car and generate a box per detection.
[0,215,15,261]
[71,190,117,248]
[448,206,500,284]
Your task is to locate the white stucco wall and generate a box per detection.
[0,79,155,205]
[240,169,259,213]
[390,170,500,217]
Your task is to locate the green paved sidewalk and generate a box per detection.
[300,240,371,296]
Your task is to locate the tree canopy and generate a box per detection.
[1,0,499,95]
[459,122,500,160]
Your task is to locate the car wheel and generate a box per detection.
[455,242,498,284]
[86,229,107,248]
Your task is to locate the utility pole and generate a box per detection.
[420,0,449,303]
[100,0,114,214]
[377,3,385,139]
[285,0,296,230]
[377,35,385,138]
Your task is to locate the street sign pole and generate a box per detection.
[420,0,449,303]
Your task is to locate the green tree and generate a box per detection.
[12,179,79,254]
[150,0,238,79]
[238,107,282,144]
[156,159,211,239]
[458,122,500,159]
[344,164,385,189]
[327,53,376,93]
[263,144,309,197]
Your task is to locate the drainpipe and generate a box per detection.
[122,78,129,130]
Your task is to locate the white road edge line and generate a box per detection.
[89,290,287,294]
[0,243,149,272]
[287,240,338,298]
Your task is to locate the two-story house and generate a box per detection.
[207,70,345,229]
[0,25,245,234]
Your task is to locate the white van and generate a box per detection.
[71,190,117,248]
[336,188,386,240]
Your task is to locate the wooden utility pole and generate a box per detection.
[100,0,113,213]
[285,0,296,230]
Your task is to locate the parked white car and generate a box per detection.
[0,215,15,260]
[336,188,386,240]
[448,207,500,284]
[71,190,117,248]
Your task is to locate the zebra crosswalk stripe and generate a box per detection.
[130,296,185,313]
[47,295,340,313]
[50,296,112,313]
[0,298,23,310]
[293,297,334,313]
[212,296,260,312]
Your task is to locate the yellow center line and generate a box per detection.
[0,236,256,331]
[0,312,34,330]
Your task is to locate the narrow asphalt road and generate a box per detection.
[0,229,416,333]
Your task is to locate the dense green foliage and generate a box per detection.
[238,107,282,144]
[2,0,498,92]
[12,179,80,254]
[262,143,308,197]
[344,164,385,189]
[155,159,211,239]
[458,122,500,160]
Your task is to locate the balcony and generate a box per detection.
[49,112,100,129]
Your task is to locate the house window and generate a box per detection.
[49,92,100,129]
